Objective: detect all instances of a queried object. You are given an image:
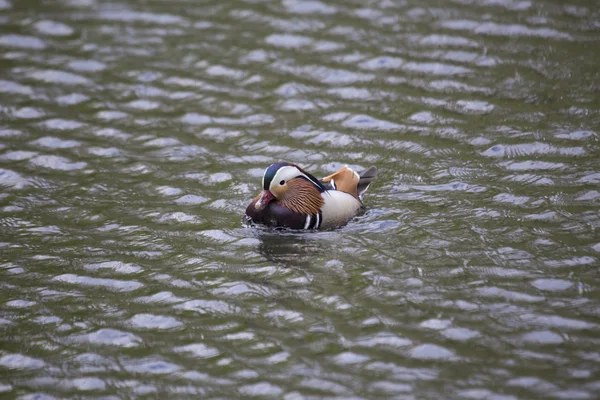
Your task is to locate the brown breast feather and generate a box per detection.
[279,178,324,216]
[322,166,359,199]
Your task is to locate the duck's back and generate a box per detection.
[321,166,360,198]
[318,165,378,228]
[322,165,377,200]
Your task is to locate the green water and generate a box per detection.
[1,0,599,398]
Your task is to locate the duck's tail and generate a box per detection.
[357,166,377,200]
[322,165,377,200]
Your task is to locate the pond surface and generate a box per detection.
[1,0,600,398]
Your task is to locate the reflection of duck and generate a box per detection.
[256,230,321,267]
[246,162,377,230]
[254,228,340,270]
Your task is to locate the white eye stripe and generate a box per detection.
[270,166,306,191]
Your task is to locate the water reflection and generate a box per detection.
[255,229,334,268]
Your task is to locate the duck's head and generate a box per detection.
[254,162,325,210]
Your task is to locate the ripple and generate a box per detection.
[403,61,472,76]
[206,65,246,80]
[545,256,596,268]
[520,314,595,330]
[359,56,404,70]
[440,20,571,40]
[506,376,557,392]
[455,100,494,114]
[370,381,412,395]
[174,194,209,205]
[99,9,187,24]
[68,377,105,391]
[0,168,29,189]
[333,351,370,365]
[180,113,210,125]
[493,193,529,206]
[33,20,74,37]
[420,318,452,330]
[127,314,183,330]
[531,279,573,292]
[123,358,181,375]
[441,327,480,341]
[71,328,142,348]
[174,343,220,358]
[521,330,563,345]
[67,60,106,72]
[409,344,455,360]
[239,382,283,397]
[144,137,180,147]
[73,354,117,374]
[200,230,236,242]
[0,80,34,95]
[84,261,142,274]
[156,186,182,196]
[56,93,89,105]
[264,309,304,323]
[157,211,201,224]
[265,34,312,49]
[33,316,62,325]
[17,394,58,400]
[30,136,81,148]
[126,99,160,110]
[30,155,87,171]
[577,173,600,184]
[96,110,129,120]
[5,300,37,308]
[94,127,131,140]
[135,291,186,304]
[28,69,91,85]
[52,274,143,292]
[0,354,45,370]
[478,287,544,302]
[297,378,350,395]
[272,62,374,85]
[279,99,315,111]
[420,34,480,47]
[12,107,45,119]
[503,161,565,171]
[282,0,337,15]
[175,299,240,314]
[0,34,46,49]
[341,114,402,131]
[88,147,120,157]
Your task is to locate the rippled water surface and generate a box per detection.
[1,0,600,398]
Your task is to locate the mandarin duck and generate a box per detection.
[245,162,377,230]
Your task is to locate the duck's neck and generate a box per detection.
[279,178,324,215]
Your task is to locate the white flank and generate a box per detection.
[315,213,320,229]
[320,191,362,229]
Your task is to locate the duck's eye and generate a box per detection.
[279,180,285,185]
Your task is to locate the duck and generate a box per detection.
[245,162,377,230]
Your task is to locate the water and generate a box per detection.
[1,0,599,398]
